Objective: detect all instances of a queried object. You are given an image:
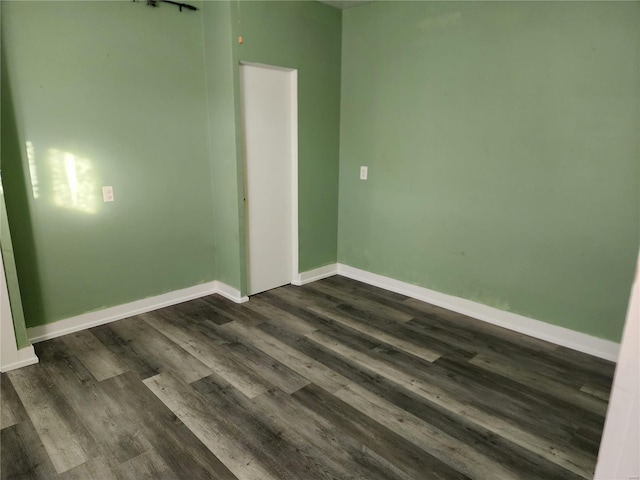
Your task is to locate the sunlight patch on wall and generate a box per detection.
[49,149,98,214]
[26,141,40,199]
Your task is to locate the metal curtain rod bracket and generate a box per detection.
[135,0,198,12]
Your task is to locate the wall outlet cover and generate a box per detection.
[102,186,114,202]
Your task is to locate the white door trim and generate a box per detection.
[289,69,299,284]
[1,251,38,372]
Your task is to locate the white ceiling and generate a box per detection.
[318,1,372,10]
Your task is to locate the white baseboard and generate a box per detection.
[293,263,338,286]
[337,263,620,362]
[24,264,621,362]
[27,280,246,344]
[216,280,249,303]
[0,345,39,372]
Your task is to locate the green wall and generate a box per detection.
[338,1,640,342]
[3,0,636,345]
[202,1,243,291]
[2,1,216,328]
[1,17,31,348]
[230,1,342,279]
[1,0,342,328]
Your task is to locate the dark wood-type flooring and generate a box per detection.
[1,276,615,479]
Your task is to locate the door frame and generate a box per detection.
[239,62,299,291]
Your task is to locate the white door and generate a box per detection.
[241,64,297,296]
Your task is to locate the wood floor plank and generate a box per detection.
[308,305,441,362]
[90,324,160,380]
[257,316,468,398]
[296,334,544,479]
[115,450,176,480]
[32,337,73,363]
[580,383,611,402]
[324,275,410,302]
[261,293,387,354]
[243,295,318,336]
[553,346,616,380]
[57,456,117,480]
[443,354,604,458]
[193,373,410,480]
[101,371,238,480]
[406,313,610,392]
[431,356,606,449]
[220,320,351,393]
[1,373,28,430]
[305,281,413,322]
[61,331,128,382]
[325,276,561,359]
[333,302,476,359]
[21,400,93,473]
[6,365,60,413]
[259,291,333,329]
[108,316,212,383]
[292,383,472,480]
[199,295,265,326]
[269,283,343,309]
[223,341,311,395]
[294,345,585,480]
[167,297,233,326]
[7,364,101,474]
[246,384,420,480]
[306,329,596,479]
[364,333,605,439]
[404,299,615,388]
[405,311,557,359]
[143,314,273,398]
[1,419,58,479]
[144,372,280,480]
[470,352,609,416]
[139,309,227,349]
[1,278,612,480]
[333,382,523,480]
[400,297,570,352]
[43,356,152,465]
[193,320,312,395]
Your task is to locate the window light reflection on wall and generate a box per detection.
[48,148,97,214]
[25,141,40,199]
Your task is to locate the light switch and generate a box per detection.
[360,166,368,180]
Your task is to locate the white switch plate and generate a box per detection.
[102,186,114,202]
[360,166,368,180]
